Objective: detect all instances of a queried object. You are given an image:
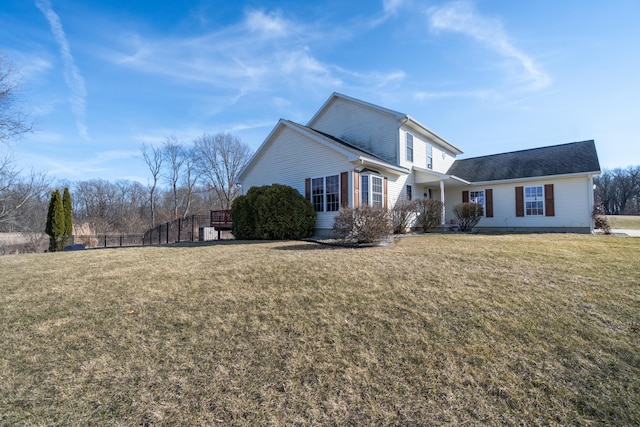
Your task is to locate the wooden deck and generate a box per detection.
[210,210,232,239]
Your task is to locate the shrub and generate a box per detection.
[592,204,611,234]
[333,205,393,244]
[231,186,265,240]
[62,187,73,248]
[231,184,316,240]
[416,199,443,232]
[45,189,65,251]
[391,200,417,234]
[453,202,483,232]
[254,184,316,239]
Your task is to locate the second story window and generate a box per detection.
[406,133,413,162]
[427,144,433,169]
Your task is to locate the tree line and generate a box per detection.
[1,133,252,237]
[594,165,640,215]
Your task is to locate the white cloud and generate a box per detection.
[3,50,53,83]
[244,9,289,38]
[101,8,404,104]
[427,1,550,91]
[414,89,494,101]
[35,0,90,140]
[383,0,406,16]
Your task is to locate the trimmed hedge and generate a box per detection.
[232,184,316,240]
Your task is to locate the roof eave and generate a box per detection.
[401,116,463,155]
[357,157,410,176]
[457,170,602,186]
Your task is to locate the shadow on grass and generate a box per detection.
[273,242,345,251]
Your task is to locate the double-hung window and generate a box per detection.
[427,144,433,168]
[311,175,340,212]
[470,190,485,216]
[361,174,384,207]
[406,133,414,162]
[525,186,544,215]
[325,175,340,212]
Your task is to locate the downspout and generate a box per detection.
[588,174,595,234]
[440,180,446,225]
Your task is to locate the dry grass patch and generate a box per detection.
[1,234,639,425]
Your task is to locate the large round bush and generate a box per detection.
[232,184,316,240]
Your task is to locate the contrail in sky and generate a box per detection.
[35,0,90,140]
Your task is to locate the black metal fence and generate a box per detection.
[72,234,144,248]
[142,214,222,245]
[69,213,231,249]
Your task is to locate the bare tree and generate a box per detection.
[1,54,34,143]
[140,143,163,227]
[595,165,640,215]
[179,144,201,218]
[0,153,50,230]
[193,133,252,209]
[0,56,47,230]
[162,136,187,219]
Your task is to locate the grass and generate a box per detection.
[1,234,639,425]
[608,214,640,230]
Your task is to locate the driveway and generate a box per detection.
[611,229,640,237]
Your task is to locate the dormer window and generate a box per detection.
[406,133,414,162]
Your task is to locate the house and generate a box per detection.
[237,93,601,235]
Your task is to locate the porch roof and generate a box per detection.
[413,166,469,186]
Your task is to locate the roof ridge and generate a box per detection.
[457,140,595,162]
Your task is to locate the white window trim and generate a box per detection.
[469,190,485,216]
[406,133,414,163]
[361,173,383,207]
[311,174,340,212]
[524,185,545,216]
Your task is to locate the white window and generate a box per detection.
[406,133,414,162]
[427,144,433,168]
[371,176,383,207]
[470,190,485,216]
[361,175,369,206]
[312,175,340,212]
[326,175,340,212]
[311,177,324,212]
[525,186,544,216]
[361,174,384,207]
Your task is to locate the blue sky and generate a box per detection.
[1,0,639,183]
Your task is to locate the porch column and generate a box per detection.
[440,180,446,225]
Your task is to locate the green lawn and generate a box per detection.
[609,215,640,230]
[1,234,639,425]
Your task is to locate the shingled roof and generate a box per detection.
[446,140,600,182]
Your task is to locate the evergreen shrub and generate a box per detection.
[232,184,316,240]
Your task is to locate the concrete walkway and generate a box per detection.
[611,229,640,237]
